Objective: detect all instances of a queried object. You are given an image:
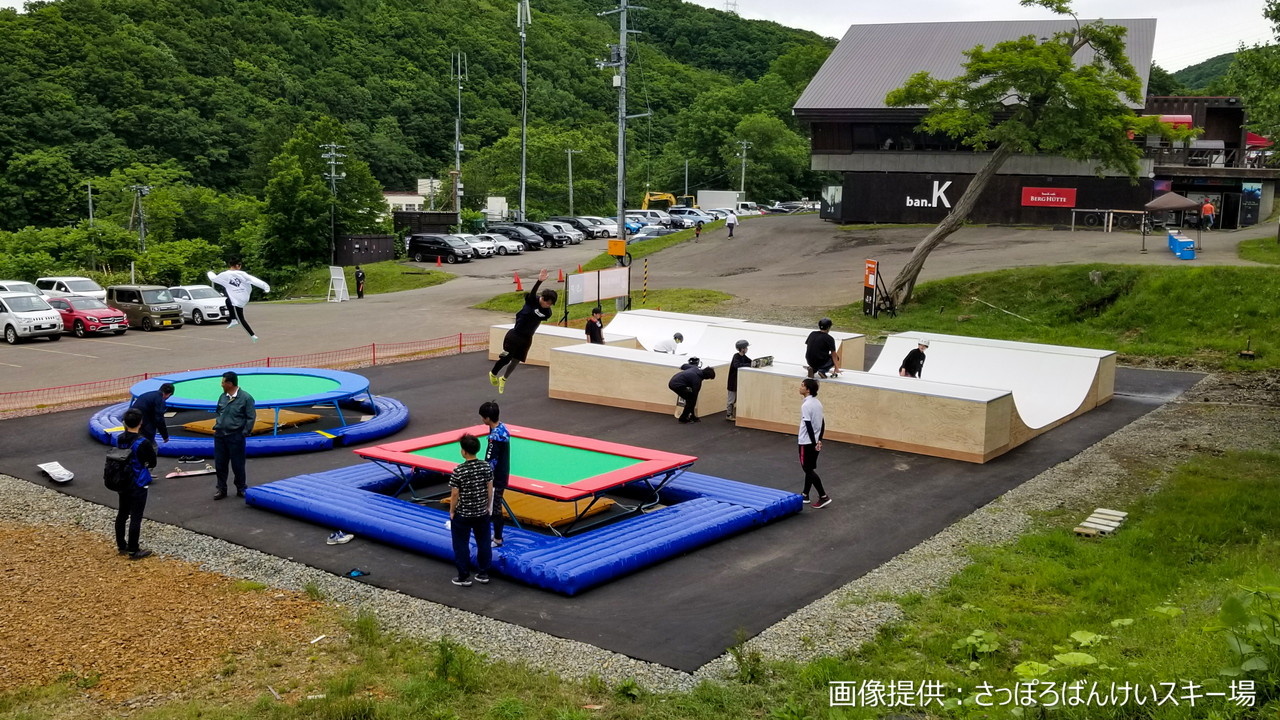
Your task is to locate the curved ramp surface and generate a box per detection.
[870,332,1114,429]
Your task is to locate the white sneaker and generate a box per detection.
[326,531,354,545]
[226,319,239,329]
[251,335,259,343]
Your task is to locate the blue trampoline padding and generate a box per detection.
[246,463,803,595]
[87,395,410,458]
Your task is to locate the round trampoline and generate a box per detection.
[89,367,409,457]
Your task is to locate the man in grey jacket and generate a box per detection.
[213,371,256,500]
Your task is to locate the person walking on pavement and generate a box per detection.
[585,307,604,344]
[798,378,831,509]
[448,433,494,586]
[1201,198,1216,230]
[725,211,738,238]
[354,265,366,299]
[489,269,556,394]
[207,259,271,342]
[694,221,703,242]
[899,339,929,378]
[130,382,174,450]
[213,371,255,500]
[114,408,157,560]
[726,339,751,421]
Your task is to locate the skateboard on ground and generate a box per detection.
[166,464,215,478]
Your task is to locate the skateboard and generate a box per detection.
[166,464,215,478]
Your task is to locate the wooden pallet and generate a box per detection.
[1074,508,1128,537]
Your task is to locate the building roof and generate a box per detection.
[795,18,1156,114]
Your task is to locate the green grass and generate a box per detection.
[830,264,1280,370]
[1239,236,1280,264]
[271,260,454,300]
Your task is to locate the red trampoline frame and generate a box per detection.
[354,424,697,502]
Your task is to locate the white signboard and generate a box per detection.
[566,267,629,305]
[326,266,350,302]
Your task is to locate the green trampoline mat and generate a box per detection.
[410,436,643,486]
[171,374,342,403]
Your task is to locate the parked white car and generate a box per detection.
[579,216,618,237]
[168,284,230,325]
[0,291,63,344]
[0,280,41,295]
[455,234,496,258]
[545,221,584,244]
[35,276,106,301]
[669,207,718,226]
[474,233,525,256]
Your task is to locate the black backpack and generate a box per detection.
[104,437,142,492]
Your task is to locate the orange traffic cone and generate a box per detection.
[514,272,523,291]
[577,264,583,273]
[557,268,564,282]
[435,255,442,268]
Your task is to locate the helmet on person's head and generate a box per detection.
[673,332,684,342]
[687,357,701,367]
[735,339,749,351]
[818,317,833,330]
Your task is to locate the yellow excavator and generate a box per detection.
[641,192,696,210]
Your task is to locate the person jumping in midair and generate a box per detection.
[207,259,271,342]
[489,269,555,394]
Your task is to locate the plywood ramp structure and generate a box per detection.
[735,367,1015,463]
[603,309,745,351]
[869,332,1115,429]
[488,324,640,366]
[549,344,728,417]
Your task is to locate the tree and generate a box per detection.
[882,0,1174,307]
[1147,63,1187,96]
[1223,2,1280,141]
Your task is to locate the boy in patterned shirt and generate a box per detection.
[479,401,511,547]
[448,433,494,586]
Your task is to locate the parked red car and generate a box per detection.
[46,295,128,337]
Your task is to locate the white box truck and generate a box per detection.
[696,190,743,210]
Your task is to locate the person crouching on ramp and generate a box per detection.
[207,259,271,342]
[489,268,555,394]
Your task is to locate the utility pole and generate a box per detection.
[737,139,753,195]
[683,159,688,199]
[126,184,151,252]
[566,148,579,216]
[87,180,95,227]
[320,143,347,266]
[452,50,468,215]
[599,0,647,310]
[517,0,531,222]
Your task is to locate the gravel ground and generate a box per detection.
[2,369,1277,700]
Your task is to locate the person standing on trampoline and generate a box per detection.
[207,259,271,342]
[489,268,555,394]
[798,378,831,508]
[448,433,494,586]
[479,401,511,548]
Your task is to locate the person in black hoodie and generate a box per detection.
[489,269,556,394]
[668,360,716,423]
[115,408,157,560]
[130,382,174,450]
[726,339,751,421]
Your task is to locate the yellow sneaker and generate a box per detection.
[497,376,506,394]
[488,372,498,386]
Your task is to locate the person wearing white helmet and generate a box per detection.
[804,317,841,378]
[726,339,752,421]
[899,338,929,378]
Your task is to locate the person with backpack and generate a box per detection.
[112,408,157,560]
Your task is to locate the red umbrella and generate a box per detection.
[1247,132,1272,148]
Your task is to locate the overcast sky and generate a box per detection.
[685,0,1274,72]
[0,0,1270,72]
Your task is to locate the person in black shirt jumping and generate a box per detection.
[489,269,556,394]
